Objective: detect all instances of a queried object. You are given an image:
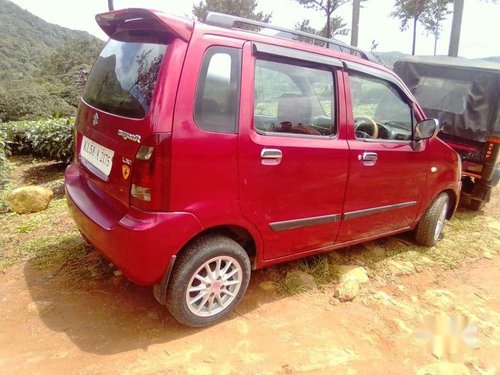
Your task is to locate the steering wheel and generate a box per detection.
[354,116,379,139]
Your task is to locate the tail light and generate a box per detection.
[130,133,171,211]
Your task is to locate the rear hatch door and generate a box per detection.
[74,9,192,212]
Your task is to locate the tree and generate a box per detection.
[350,0,370,47]
[294,0,349,39]
[392,0,454,56]
[391,0,430,55]
[40,36,104,107]
[448,0,496,57]
[108,0,114,11]
[447,0,463,56]
[350,0,361,46]
[422,0,452,55]
[192,0,271,22]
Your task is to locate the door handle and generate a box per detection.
[261,148,282,165]
[358,152,378,166]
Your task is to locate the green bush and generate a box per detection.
[0,79,75,122]
[0,130,9,187]
[0,118,74,164]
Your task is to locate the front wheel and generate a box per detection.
[414,193,450,247]
[166,235,251,327]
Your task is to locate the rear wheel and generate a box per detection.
[415,193,449,247]
[166,235,251,327]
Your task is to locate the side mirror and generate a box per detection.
[414,119,439,141]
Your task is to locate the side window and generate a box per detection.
[254,59,336,136]
[349,73,415,141]
[195,47,241,133]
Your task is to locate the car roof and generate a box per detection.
[96,8,393,77]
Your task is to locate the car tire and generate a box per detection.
[468,199,485,211]
[414,193,449,247]
[165,234,251,327]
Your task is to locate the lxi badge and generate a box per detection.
[122,165,130,180]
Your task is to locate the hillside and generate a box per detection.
[484,56,500,63]
[0,0,104,121]
[0,0,100,79]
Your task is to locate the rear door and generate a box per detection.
[238,43,349,261]
[75,18,187,211]
[337,63,429,242]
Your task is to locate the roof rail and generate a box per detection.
[204,12,377,63]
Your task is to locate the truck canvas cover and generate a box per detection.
[394,56,500,142]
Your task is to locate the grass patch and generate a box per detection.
[23,232,113,282]
[280,275,304,295]
[271,197,499,294]
[298,256,342,287]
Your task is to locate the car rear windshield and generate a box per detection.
[82,31,168,119]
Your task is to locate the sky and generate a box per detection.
[9,0,500,58]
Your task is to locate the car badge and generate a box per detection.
[122,165,131,180]
[92,113,99,127]
[117,129,141,143]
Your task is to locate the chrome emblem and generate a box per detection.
[117,129,141,143]
[92,113,99,126]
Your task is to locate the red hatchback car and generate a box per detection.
[65,8,461,326]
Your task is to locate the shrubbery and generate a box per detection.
[0,130,9,187]
[0,118,74,164]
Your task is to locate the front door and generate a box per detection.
[238,44,349,261]
[337,68,429,243]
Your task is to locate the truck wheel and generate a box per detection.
[166,234,251,327]
[469,199,485,211]
[415,193,449,247]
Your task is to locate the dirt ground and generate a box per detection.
[0,156,499,375]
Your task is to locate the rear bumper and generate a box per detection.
[65,163,203,285]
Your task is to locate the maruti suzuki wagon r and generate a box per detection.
[65,8,461,327]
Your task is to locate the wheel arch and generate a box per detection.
[177,224,258,268]
[442,188,458,219]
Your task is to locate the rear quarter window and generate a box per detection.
[82,31,167,119]
[194,47,242,133]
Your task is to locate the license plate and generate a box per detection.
[80,136,114,176]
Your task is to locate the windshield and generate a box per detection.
[83,31,167,119]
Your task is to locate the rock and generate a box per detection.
[334,266,369,301]
[7,186,53,214]
[338,265,369,283]
[386,260,416,276]
[329,297,340,306]
[371,291,391,301]
[483,252,492,260]
[334,278,359,301]
[284,270,317,291]
[259,281,277,291]
[113,269,123,277]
